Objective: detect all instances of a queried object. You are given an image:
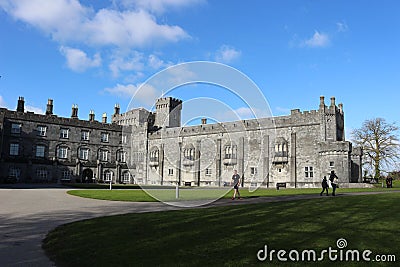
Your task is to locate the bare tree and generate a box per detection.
[351,118,400,179]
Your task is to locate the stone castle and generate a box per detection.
[0,96,362,188]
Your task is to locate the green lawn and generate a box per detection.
[43,193,400,266]
[67,185,399,202]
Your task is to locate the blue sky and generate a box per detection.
[0,0,399,137]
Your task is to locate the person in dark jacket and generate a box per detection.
[320,176,329,196]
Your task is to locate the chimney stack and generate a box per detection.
[17,96,25,112]
[102,112,107,123]
[89,110,95,122]
[201,118,207,125]
[330,96,336,107]
[114,104,120,115]
[46,99,53,115]
[319,96,325,107]
[71,104,78,118]
[338,103,343,114]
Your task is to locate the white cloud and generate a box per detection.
[215,45,241,63]
[336,21,349,32]
[59,46,101,72]
[26,104,44,114]
[0,0,190,48]
[119,0,204,14]
[303,31,330,48]
[109,50,144,77]
[84,9,189,48]
[148,54,170,69]
[0,0,90,42]
[104,83,158,106]
[0,95,7,108]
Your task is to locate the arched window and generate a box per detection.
[104,170,113,182]
[224,144,237,159]
[184,145,195,161]
[98,149,109,162]
[117,150,127,163]
[150,148,159,162]
[122,171,131,183]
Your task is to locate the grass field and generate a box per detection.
[67,184,400,202]
[43,193,400,266]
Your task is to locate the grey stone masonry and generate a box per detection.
[0,95,362,188]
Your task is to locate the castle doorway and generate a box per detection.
[82,168,93,183]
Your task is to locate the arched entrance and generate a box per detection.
[82,168,93,183]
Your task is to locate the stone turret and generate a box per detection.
[17,97,24,112]
[154,97,182,128]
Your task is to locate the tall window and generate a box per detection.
[205,168,212,176]
[224,145,237,159]
[79,148,89,160]
[150,149,159,162]
[101,132,109,143]
[62,169,73,180]
[121,135,127,144]
[9,167,21,179]
[81,130,90,141]
[11,123,21,134]
[184,147,195,160]
[57,147,68,159]
[305,166,314,178]
[10,143,19,156]
[36,168,48,180]
[251,167,257,175]
[168,168,174,176]
[117,150,126,163]
[274,142,288,157]
[104,170,112,182]
[99,149,108,161]
[122,171,131,183]
[60,128,69,139]
[37,125,47,136]
[36,145,45,158]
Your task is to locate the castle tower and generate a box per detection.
[319,96,344,142]
[154,97,182,128]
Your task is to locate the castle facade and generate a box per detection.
[0,96,362,188]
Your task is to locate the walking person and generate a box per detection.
[231,170,241,200]
[320,176,329,196]
[329,170,339,196]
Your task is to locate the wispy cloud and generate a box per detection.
[336,21,349,32]
[303,31,330,48]
[59,46,101,72]
[118,0,205,15]
[108,50,144,77]
[26,104,44,114]
[215,45,241,63]
[103,83,158,106]
[0,95,7,108]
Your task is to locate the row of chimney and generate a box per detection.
[16,97,121,124]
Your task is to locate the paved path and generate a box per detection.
[0,186,398,267]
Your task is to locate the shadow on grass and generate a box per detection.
[43,193,400,267]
